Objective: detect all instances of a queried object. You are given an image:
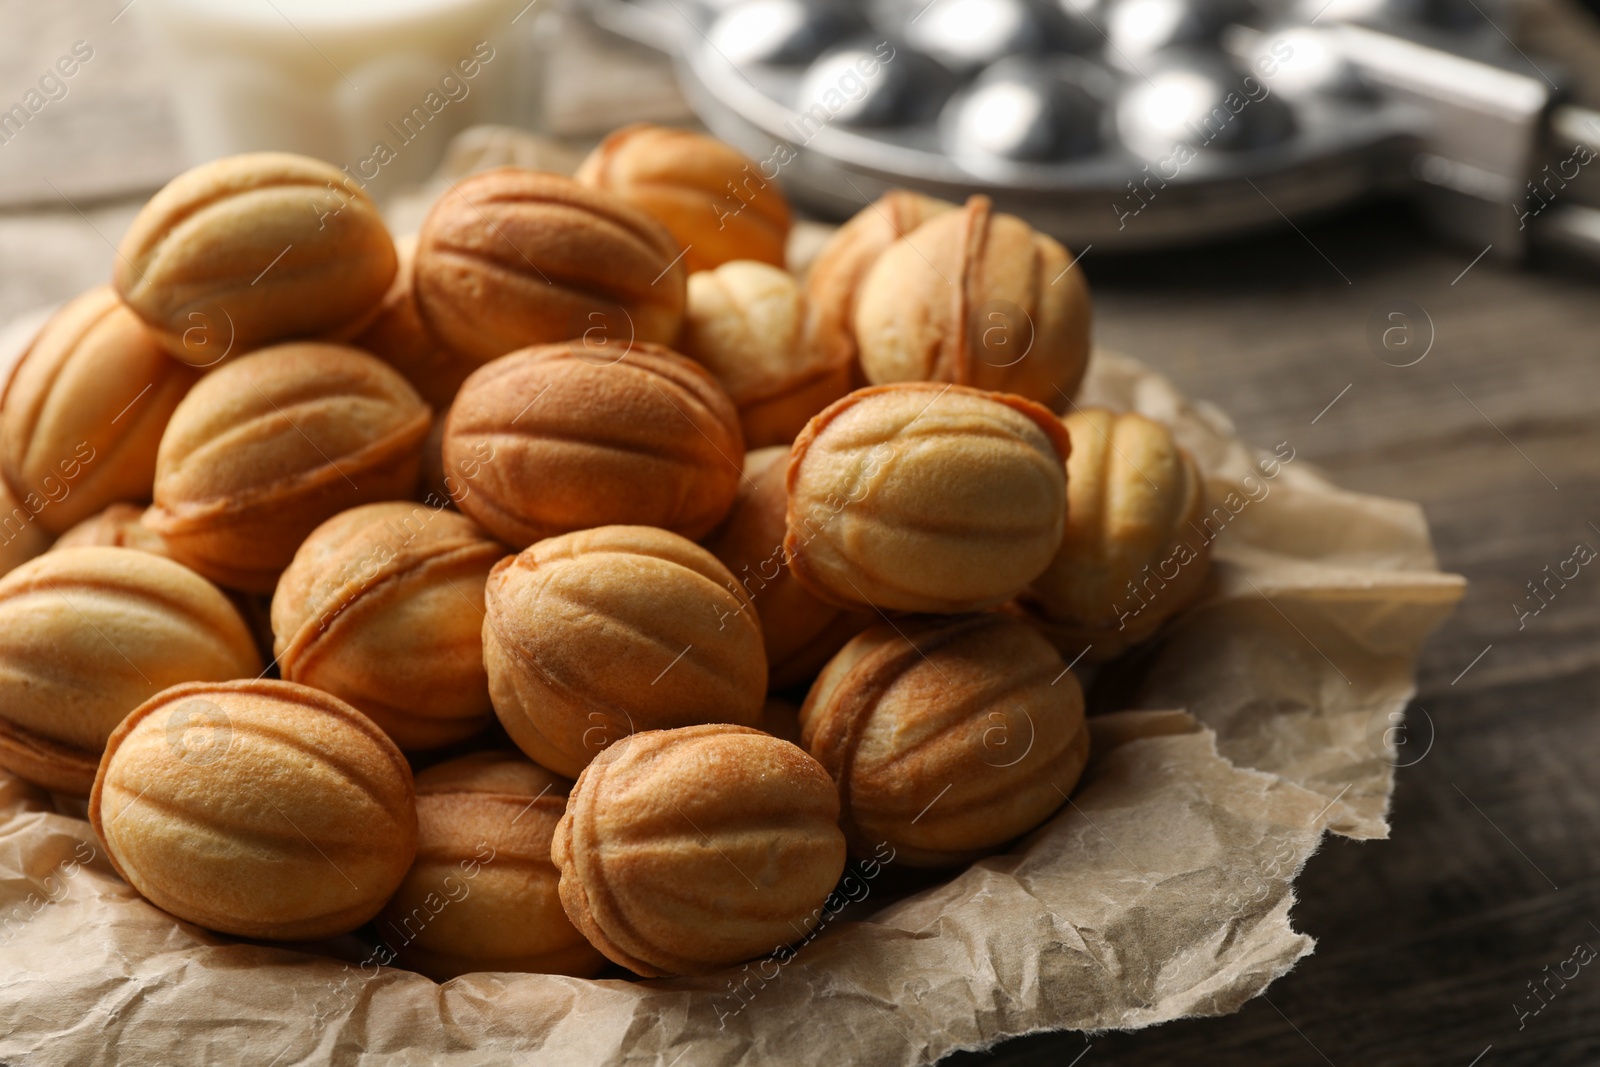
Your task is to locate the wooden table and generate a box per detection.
[4,3,1600,1064]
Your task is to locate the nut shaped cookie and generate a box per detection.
[352,234,473,410]
[799,614,1090,867]
[414,168,686,365]
[146,343,431,593]
[441,342,742,548]
[552,724,846,976]
[0,476,51,577]
[377,752,605,979]
[483,525,766,778]
[785,383,1070,613]
[50,503,171,556]
[854,196,1092,408]
[1020,407,1211,660]
[90,679,417,940]
[1,286,200,533]
[113,153,397,364]
[272,502,506,750]
[703,446,871,690]
[0,547,261,794]
[804,190,955,374]
[576,124,791,275]
[679,261,852,448]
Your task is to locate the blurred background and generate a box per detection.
[5,0,1600,321]
[3,1,1598,1063]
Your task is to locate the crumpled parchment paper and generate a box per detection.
[0,334,1463,1064]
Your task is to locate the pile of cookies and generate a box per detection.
[0,124,1212,980]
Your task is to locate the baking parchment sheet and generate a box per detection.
[0,342,1463,1066]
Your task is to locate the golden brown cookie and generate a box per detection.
[272,502,507,750]
[483,525,766,777]
[854,195,1092,408]
[414,168,686,365]
[376,752,604,980]
[441,341,742,548]
[146,343,430,593]
[576,124,790,275]
[785,383,1070,613]
[0,286,199,534]
[1018,407,1211,660]
[800,613,1090,866]
[90,679,416,940]
[552,723,846,976]
[113,153,396,364]
[0,547,260,794]
[679,261,852,448]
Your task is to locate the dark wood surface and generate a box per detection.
[954,200,1600,1067]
